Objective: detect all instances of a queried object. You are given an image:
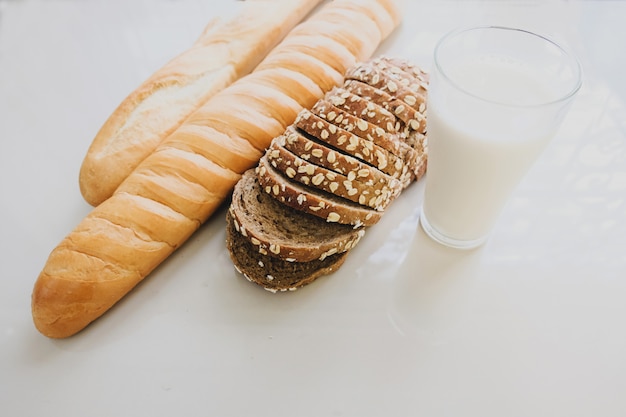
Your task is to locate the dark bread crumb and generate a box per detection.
[229,169,364,263]
[226,211,348,292]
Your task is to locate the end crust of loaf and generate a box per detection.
[226,211,348,293]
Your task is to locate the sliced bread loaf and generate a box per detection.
[227,55,428,292]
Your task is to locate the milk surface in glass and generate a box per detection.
[422,53,564,246]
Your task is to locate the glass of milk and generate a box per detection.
[420,26,582,249]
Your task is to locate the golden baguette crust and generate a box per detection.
[244,68,325,109]
[33,0,401,338]
[79,0,323,207]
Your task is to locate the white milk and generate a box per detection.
[422,56,559,245]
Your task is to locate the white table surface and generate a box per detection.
[1,1,625,416]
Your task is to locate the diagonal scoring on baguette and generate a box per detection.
[227,55,428,292]
[32,0,401,338]
[79,0,324,207]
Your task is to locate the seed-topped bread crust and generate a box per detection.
[310,96,424,187]
[343,79,423,137]
[279,127,401,194]
[347,57,429,114]
[266,139,397,211]
[256,155,382,227]
[295,109,410,181]
[344,59,428,138]
[325,87,400,133]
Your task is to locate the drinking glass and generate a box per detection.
[420,26,582,249]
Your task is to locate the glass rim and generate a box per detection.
[433,25,583,108]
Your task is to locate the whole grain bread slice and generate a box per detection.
[311,98,402,156]
[343,79,422,134]
[266,138,396,211]
[295,109,410,181]
[257,154,383,227]
[344,60,428,135]
[378,56,430,82]
[309,97,422,183]
[226,211,348,293]
[325,87,400,134]
[229,168,365,263]
[347,58,429,113]
[279,127,402,196]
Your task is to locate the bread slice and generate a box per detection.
[280,127,401,194]
[344,60,428,136]
[311,98,402,157]
[265,139,396,211]
[256,155,382,227]
[309,97,421,185]
[226,211,348,293]
[229,169,365,263]
[295,109,410,181]
[343,79,423,137]
[377,56,428,79]
[325,87,400,134]
[348,57,429,113]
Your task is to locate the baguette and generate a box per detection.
[32,0,401,338]
[78,0,323,207]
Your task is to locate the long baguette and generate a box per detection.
[32,0,402,338]
[78,0,323,207]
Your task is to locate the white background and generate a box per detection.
[1,1,625,416]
